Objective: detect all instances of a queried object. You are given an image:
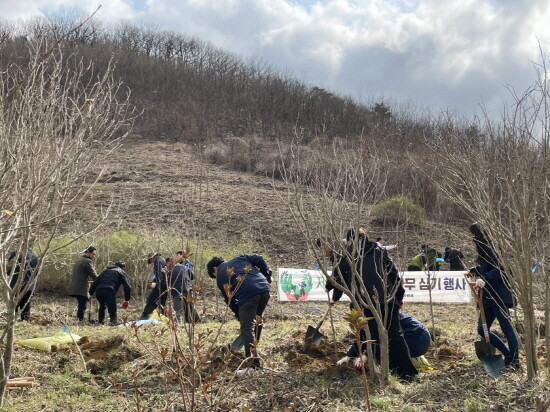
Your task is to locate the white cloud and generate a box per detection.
[1,0,550,117]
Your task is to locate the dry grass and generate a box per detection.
[0,295,547,411]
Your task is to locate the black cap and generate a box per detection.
[115,261,126,269]
[147,252,159,264]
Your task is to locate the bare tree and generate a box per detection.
[0,37,132,403]
[426,50,550,380]
[277,135,414,385]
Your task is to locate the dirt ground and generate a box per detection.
[2,294,548,412]
[2,139,547,411]
[87,137,475,270]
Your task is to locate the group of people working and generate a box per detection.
[68,246,131,325]
[408,245,465,271]
[320,225,519,378]
[7,221,519,377]
[67,247,197,325]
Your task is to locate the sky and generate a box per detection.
[1,0,550,119]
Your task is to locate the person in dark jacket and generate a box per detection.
[468,223,519,369]
[207,254,272,372]
[164,251,200,323]
[89,261,131,325]
[332,233,417,381]
[399,312,431,358]
[341,312,431,364]
[7,248,40,321]
[444,247,465,270]
[68,246,98,321]
[140,252,167,320]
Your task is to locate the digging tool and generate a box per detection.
[466,278,506,378]
[305,307,331,345]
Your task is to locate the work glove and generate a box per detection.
[121,301,129,309]
[475,279,486,289]
[336,356,350,366]
[353,354,368,370]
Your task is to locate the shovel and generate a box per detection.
[471,286,506,378]
[305,307,331,345]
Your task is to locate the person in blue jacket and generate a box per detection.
[140,252,167,319]
[207,254,272,372]
[7,248,39,321]
[468,223,519,369]
[399,313,432,358]
[165,251,200,323]
[340,312,431,363]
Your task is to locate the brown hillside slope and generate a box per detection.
[89,136,475,268]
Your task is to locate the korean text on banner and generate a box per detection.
[277,268,470,303]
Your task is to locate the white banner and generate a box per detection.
[277,267,349,302]
[400,271,471,303]
[277,268,471,303]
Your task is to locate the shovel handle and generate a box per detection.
[477,289,491,343]
[464,274,491,343]
[316,306,331,329]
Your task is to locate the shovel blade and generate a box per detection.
[305,326,324,345]
[475,340,496,358]
[480,354,506,378]
[475,341,506,378]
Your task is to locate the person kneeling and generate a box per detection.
[338,312,431,371]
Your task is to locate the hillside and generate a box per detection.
[1,19,548,412]
[89,135,474,270]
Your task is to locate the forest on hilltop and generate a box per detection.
[0,14,483,222]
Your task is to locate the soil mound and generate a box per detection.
[58,335,142,374]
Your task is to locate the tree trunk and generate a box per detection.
[546,275,550,376]
[0,305,17,407]
[521,296,539,380]
[377,326,390,385]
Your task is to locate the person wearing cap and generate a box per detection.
[89,262,132,325]
[207,254,272,373]
[139,252,167,319]
[68,246,98,321]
